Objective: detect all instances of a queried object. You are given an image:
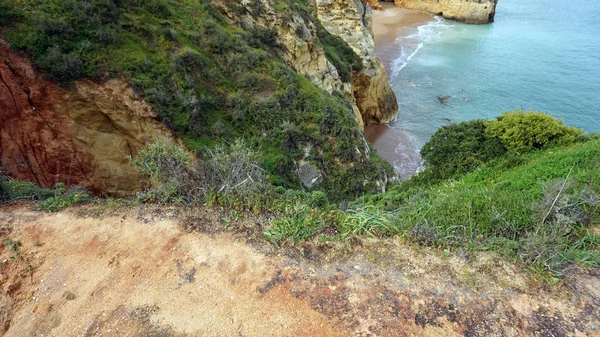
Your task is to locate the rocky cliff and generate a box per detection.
[315,0,398,124]
[217,0,398,126]
[214,0,364,125]
[0,42,169,195]
[393,0,498,24]
[0,0,396,197]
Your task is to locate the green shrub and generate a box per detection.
[130,135,194,184]
[485,110,583,151]
[129,135,199,202]
[0,179,54,201]
[39,185,91,212]
[248,26,280,49]
[341,206,396,237]
[5,0,122,83]
[309,191,328,207]
[0,0,23,26]
[420,120,506,180]
[37,46,85,83]
[264,204,327,247]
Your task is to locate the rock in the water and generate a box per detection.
[437,95,451,104]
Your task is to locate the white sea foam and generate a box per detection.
[390,17,450,78]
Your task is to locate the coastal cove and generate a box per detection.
[367,0,600,179]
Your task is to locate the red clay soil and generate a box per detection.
[0,41,171,196]
[0,41,97,192]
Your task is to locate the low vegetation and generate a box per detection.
[120,112,599,277]
[1,0,598,281]
[2,111,598,279]
[0,0,391,200]
[486,109,583,151]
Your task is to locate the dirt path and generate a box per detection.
[0,203,598,336]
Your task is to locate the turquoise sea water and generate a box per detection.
[381,0,600,177]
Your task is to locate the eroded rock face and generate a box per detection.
[366,0,383,10]
[215,0,397,127]
[315,0,398,124]
[0,42,170,195]
[214,0,364,126]
[394,0,498,24]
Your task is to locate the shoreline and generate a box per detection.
[371,3,435,75]
[366,4,434,178]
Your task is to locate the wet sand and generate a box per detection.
[366,3,434,178]
[371,3,434,75]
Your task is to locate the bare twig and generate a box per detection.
[542,165,574,224]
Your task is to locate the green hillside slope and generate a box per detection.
[0,0,391,199]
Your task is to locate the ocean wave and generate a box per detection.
[390,17,450,78]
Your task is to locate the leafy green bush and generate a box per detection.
[0,178,91,211]
[130,137,270,203]
[130,135,194,184]
[0,0,23,26]
[485,110,583,151]
[520,181,599,273]
[309,191,328,207]
[248,26,280,49]
[5,0,122,83]
[420,120,506,180]
[264,202,341,247]
[0,179,54,201]
[130,135,199,203]
[340,206,396,237]
[39,184,91,212]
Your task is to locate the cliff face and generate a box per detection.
[0,43,169,195]
[214,0,364,127]
[315,0,399,124]
[1,0,397,197]
[393,0,498,24]
[217,0,398,126]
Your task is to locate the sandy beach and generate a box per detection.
[371,3,434,75]
[366,3,434,178]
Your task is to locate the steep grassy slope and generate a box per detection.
[359,138,600,275]
[0,0,392,199]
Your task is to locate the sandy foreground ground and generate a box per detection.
[0,203,599,336]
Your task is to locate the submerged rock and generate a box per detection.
[437,95,451,104]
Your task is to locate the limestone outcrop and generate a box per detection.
[0,42,170,195]
[315,0,398,124]
[393,0,498,24]
[216,0,398,126]
[366,0,383,10]
[214,0,364,127]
